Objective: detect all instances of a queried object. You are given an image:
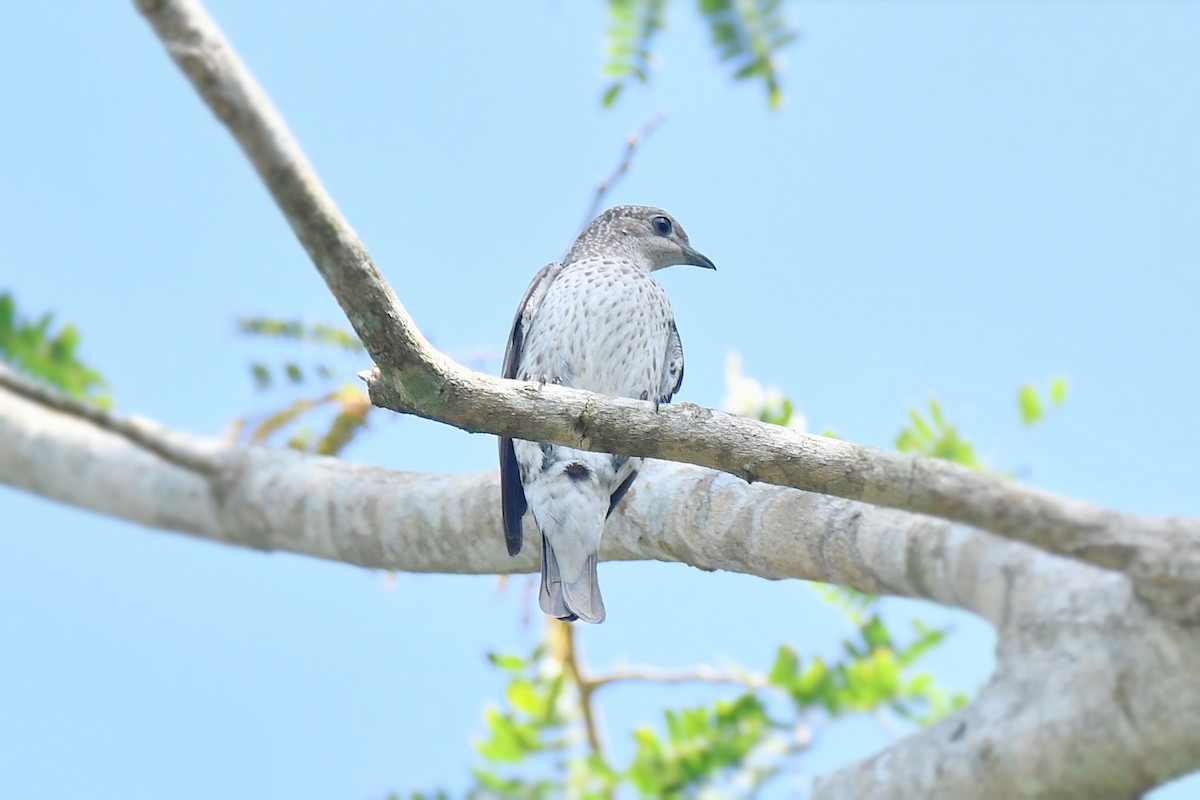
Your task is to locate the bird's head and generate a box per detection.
[566,205,716,272]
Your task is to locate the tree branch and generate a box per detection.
[5,376,1200,797]
[131,0,1200,623]
[555,620,606,759]
[0,372,1024,621]
[0,363,220,475]
[588,666,766,692]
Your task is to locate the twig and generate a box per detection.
[581,111,668,229]
[0,363,220,474]
[555,620,606,759]
[588,665,768,692]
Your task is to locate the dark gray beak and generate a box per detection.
[683,246,716,271]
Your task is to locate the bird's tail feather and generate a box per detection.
[539,537,605,624]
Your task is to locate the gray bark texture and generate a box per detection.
[2,0,1198,796]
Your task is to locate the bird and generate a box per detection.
[498,205,715,623]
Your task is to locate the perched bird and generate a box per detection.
[499,205,715,623]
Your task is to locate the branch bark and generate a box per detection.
[132,0,1200,625]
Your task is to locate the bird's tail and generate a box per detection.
[539,536,606,624]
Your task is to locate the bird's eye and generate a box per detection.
[652,215,673,236]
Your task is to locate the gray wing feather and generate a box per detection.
[499,262,564,556]
[658,321,685,406]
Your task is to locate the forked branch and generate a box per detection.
[132,0,1200,623]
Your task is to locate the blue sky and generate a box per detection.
[2,2,1198,797]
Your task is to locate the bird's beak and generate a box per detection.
[683,246,716,271]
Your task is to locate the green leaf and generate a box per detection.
[896,622,947,666]
[1018,383,1043,426]
[506,680,541,716]
[860,616,892,650]
[768,644,799,687]
[471,767,524,793]
[790,657,830,708]
[285,426,314,451]
[476,707,537,763]
[1050,376,1069,406]
[908,407,933,442]
[486,653,526,673]
[928,397,945,427]
[250,363,271,390]
[0,293,14,338]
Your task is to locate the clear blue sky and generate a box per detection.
[2,2,1198,797]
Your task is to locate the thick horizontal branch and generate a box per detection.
[0,373,1028,623]
[134,0,1200,623]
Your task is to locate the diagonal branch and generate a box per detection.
[131,0,1200,624]
[0,363,220,474]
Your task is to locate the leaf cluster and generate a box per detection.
[897,379,1069,470]
[697,0,797,109]
[401,600,961,799]
[895,398,980,469]
[234,315,371,456]
[602,0,797,109]
[0,292,108,405]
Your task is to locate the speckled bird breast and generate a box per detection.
[517,257,674,400]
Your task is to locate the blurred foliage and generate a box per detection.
[602,0,798,109]
[602,0,667,107]
[895,398,980,469]
[1018,377,1068,427]
[896,379,1070,470]
[0,292,109,406]
[237,316,365,353]
[721,352,805,430]
[401,602,961,798]
[233,315,371,456]
[723,353,1068,474]
[697,0,797,109]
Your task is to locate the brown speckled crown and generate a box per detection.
[564,205,693,265]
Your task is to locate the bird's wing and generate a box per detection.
[658,320,685,406]
[499,261,564,557]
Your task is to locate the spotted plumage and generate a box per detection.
[498,205,715,623]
